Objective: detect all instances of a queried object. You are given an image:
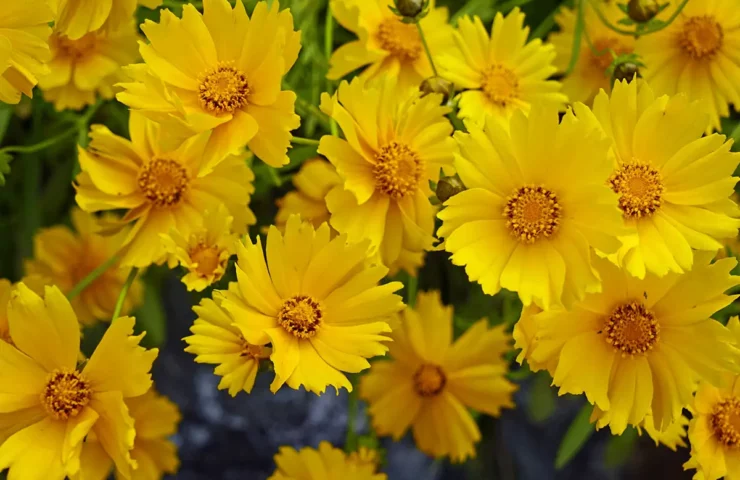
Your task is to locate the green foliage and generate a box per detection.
[555,403,595,469]
[604,427,639,467]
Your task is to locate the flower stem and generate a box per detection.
[590,0,690,37]
[1,126,78,155]
[67,253,120,300]
[416,23,439,77]
[565,0,585,75]
[112,267,138,321]
[324,2,340,137]
[291,136,320,147]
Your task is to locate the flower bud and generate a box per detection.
[420,76,454,105]
[611,62,641,85]
[627,0,660,23]
[436,176,465,203]
[394,0,425,19]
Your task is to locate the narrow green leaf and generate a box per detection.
[555,403,595,469]
[0,153,11,186]
[565,0,585,75]
[0,104,12,144]
[604,426,638,467]
[135,278,167,348]
[526,372,556,423]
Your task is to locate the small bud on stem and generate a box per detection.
[436,176,466,204]
[420,76,454,105]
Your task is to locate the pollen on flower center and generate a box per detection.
[42,368,91,420]
[376,17,422,61]
[413,364,446,397]
[590,38,632,71]
[504,185,562,243]
[711,397,740,448]
[608,161,664,218]
[373,141,424,199]
[52,32,98,60]
[480,64,520,107]
[277,295,323,339]
[198,62,250,115]
[190,244,222,277]
[679,16,723,59]
[138,158,189,207]
[604,302,660,356]
[239,335,268,359]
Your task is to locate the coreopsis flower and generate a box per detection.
[38,23,138,111]
[438,107,626,309]
[328,0,454,91]
[548,1,635,105]
[220,215,402,394]
[318,77,456,276]
[573,80,740,279]
[184,292,271,396]
[361,291,517,462]
[116,0,301,167]
[275,158,341,231]
[162,205,239,292]
[527,255,740,434]
[0,1,53,104]
[74,113,255,268]
[438,9,566,126]
[636,0,740,132]
[269,441,386,480]
[49,0,161,41]
[638,414,688,451]
[0,283,158,479]
[25,208,142,325]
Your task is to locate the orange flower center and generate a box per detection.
[239,336,269,359]
[52,32,98,60]
[347,447,381,471]
[42,369,91,420]
[190,244,222,277]
[481,64,519,107]
[138,158,190,207]
[608,161,663,218]
[373,141,424,199]
[712,397,740,448]
[198,62,250,115]
[376,17,422,61]
[679,16,723,59]
[590,37,632,71]
[413,363,446,397]
[504,185,562,243]
[604,302,660,356]
[277,295,323,339]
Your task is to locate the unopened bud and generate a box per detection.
[420,76,454,105]
[436,176,465,203]
[611,62,641,85]
[627,0,660,23]
[394,0,425,19]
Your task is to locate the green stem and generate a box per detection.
[112,268,138,321]
[291,136,320,147]
[21,156,40,260]
[590,0,690,37]
[565,0,585,75]
[67,253,120,300]
[416,23,439,77]
[1,126,78,155]
[406,274,418,307]
[324,3,340,137]
[531,7,559,39]
[267,166,282,186]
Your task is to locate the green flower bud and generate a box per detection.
[420,76,454,105]
[611,62,641,85]
[436,176,466,204]
[627,0,660,23]
[394,0,425,19]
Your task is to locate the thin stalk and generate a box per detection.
[67,253,120,300]
[112,268,138,321]
[1,126,78,155]
[21,156,40,260]
[324,0,339,137]
[416,23,439,77]
[565,0,585,75]
[590,0,690,37]
[291,136,320,147]
[531,7,559,39]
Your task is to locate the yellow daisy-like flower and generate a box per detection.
[527,255,740,435]
[439,8,567,126]
[0,1,53,104]
[49,0,161,41]
[184,291,271,396]
[573,80,740,279]
[636,0,740,132]
[116,0,301,167]
[74,112,255,268]
[0,283,158,479]
[328,0,454,91]
[438,106,626,309]
[275,158,341,231]
[39,23,138,111]
[318,77,456,276]
[269,441,386,480]
[638,414,689,451]
[220,215,402,395]
[25,208,143,326]
[361,291,517,462]
[548,1,635,105]
[162,205,238,292]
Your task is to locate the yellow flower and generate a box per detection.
[439,9,567,126]
[0,1,53,104]
[573,80,740,279]
[438,107,626,309]
[361,291,517,462]
[0,283,158,479]
[328,0,454,91]
[162,205,238,292]
[638,414,688,451]
[548,1,635,105]
[636,0,740,132]
[269,441,386,480]
[74,113,255,268]
[39,23,139,111]
[319,77,456,276]
[49,0,161,41]
[25,208,143,326]
[184,291,271,396]
[513,304,558,375]
[275,158,341,231]
[220,215,402,395]
[527,255,740,435]
[116,0,301,167]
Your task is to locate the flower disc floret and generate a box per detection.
[376,18,422,62]
[277,295,323,339]
[198,62,251,115]
[373,141,424,199]
[604,302,660,356]
[608,161,664,218]
[504,185,563,243]
[679,16,723,59]
[137,158,189,207]
[711,397,740,448]
[480,64,520,107]
[42,368,91,420]
[412,364,446,397]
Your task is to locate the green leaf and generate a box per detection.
[135,278,167,348]
[526,372,556,423]
[604,426,638,467]
[618,18,635,25]
[0,103,13,144]
[617,2,629,14]
[0,152,11,186]
[555,403,595,470]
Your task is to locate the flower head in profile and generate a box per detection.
[319,77,456,276]
[25,208,143,325]
[361,291,517,462]
[269,441,386,480]
[49,0,161,40]
[438,106,626,309]
[328,0,454,91]
[219,215,403,395]
[0,0,53,104]
[439,8,566,126]
[117,0,301,167]
[526,255,740,435]
[635,0,740,132]
[0,283,158,479]
[275,158,341,231]
[184,292,271,396]
[75,113,255,268]
[573,80,740,279]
